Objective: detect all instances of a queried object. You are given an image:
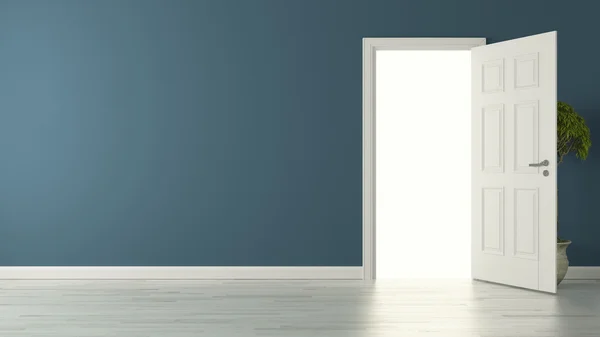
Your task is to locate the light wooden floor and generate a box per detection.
[0,279,598,336]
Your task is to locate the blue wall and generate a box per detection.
[0,0,597,266]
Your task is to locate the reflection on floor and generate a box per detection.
[0,279,598,336]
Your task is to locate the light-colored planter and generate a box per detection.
[557,240,572,285]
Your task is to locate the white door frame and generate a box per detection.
[362,38,487,280]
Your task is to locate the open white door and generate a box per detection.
[471,32,557,293]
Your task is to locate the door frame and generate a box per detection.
[362,38,487,280]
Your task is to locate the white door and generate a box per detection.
[471,32,557,293]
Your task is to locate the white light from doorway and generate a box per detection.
[375,50,471,279]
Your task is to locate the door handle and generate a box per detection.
[529,159,549,167]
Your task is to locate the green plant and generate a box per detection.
[557,102,591,164]
[557,101,591,242]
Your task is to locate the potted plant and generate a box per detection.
[556,101,591,285]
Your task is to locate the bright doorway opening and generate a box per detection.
[375,50,472,279]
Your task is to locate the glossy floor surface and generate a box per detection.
[0,279,598,336]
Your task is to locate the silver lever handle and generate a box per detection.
[529,160,549,167]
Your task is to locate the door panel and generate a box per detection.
[472,32,557,293]
[482,104,504,173]
[482,188,504,255]
[514,101,539,173]
[514,188,538,260]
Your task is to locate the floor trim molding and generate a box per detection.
[0,267,364,280]
[564,267,600,280]
[2,266,592,281]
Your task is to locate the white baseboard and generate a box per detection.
[0,267,364,280]
[564,267,600,280]
[2,266,591,281]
